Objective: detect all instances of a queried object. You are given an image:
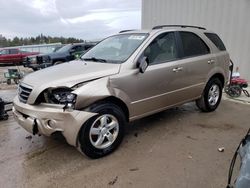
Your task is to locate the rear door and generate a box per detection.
[176,31,214,98]
[9,49,21,64]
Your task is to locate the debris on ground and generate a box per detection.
[108,176,118,186]
[186,135,198,140]
[218,147,225,152]
[129,167,139,172]
[188,155,193,159]
[134,133,138,137]
[25,135,32,140]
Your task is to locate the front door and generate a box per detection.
[116,32,190,119]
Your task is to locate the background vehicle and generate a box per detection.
[13,25,230,158]
[23,43,96,70]
[0,48,39,65]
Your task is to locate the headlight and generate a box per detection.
[45,88,77,106]
[53,92,77,104]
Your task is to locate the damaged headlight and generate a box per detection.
[53,92,76,104]
[44,88,77,110]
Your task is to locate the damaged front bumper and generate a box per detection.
[13,96,96,146]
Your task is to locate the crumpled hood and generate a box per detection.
[21,60,120,104]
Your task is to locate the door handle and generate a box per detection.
[172,67,183,72]
[208,59,215,64]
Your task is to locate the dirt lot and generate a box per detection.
[0,98,249,188]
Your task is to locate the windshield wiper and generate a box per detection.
[82,57,107,63]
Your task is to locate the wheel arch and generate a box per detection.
[208,73,225,88]
[91,96,130,122]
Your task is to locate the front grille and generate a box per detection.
[18,84,32,103]
[36,56,43,64]
[37,55,50,64]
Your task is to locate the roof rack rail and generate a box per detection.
[119,30,136,33]
[152,25,206,30]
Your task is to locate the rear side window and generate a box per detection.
[205,33,226,51]
[180,32,210,58]
[9,49,18,54]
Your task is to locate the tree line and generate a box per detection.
[0,34,84,48]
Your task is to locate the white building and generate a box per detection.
[142,0,250,80]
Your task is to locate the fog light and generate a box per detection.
[47,119,56,128]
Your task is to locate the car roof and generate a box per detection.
[1,47,19,50]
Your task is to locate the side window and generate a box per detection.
[84,45,93,50]
[144,32,178,65]
[9,49,18,54]
[180,32,210,58]
[204,33,226,51]
[72,45,84,52]
[0,49,9,55]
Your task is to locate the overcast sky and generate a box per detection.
[0,0,141,40]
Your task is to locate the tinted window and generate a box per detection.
[205,33,226,51]
[180,32,210,57]
[144,32,178,65]
[9,49,18,54]
[84,45,93,50]
[72,45,84,52]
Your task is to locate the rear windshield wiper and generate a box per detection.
[82,57,107,63]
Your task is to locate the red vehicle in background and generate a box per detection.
[0,48,39,65]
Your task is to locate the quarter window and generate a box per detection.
[204,33,226,51]
[144,32,178,65]
[180,32,210,58]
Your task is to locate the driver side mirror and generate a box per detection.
[137,56,148,73]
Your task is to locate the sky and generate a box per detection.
[0,0,141,40]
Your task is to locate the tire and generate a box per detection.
[78,102,126,158]
[226,85,242,98]
[32,67,38,71]
[14,78,19,85]
[196,78,223,112]
[54,61,63,65]
[6,79,11,85]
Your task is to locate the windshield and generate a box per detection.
[56,45,72,53]
[81,33,148,63]
[0,49,8,55]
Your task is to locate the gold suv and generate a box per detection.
[13,25,230,158]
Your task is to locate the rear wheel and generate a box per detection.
[78,102,126,158]
[196,78,223,112]
[54,61,63,65]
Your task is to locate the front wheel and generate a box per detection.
[196,78,222,112]
[78,102,126,158]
